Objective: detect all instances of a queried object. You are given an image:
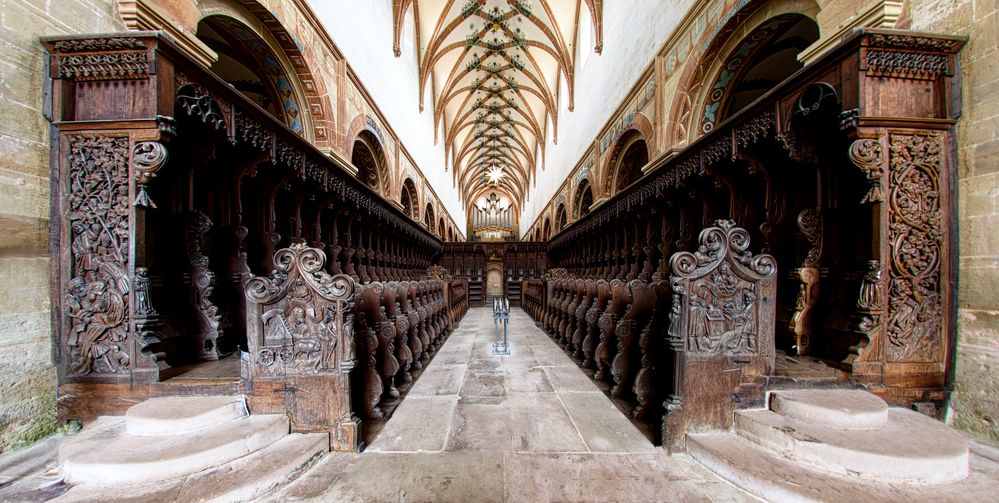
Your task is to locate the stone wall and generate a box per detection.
[0,0,125,453]
[908,0,999,442]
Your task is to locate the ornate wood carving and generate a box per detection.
[790,209,823,355]
[244,244,359,449]
[850,138,886,203]
[245,244,355,375]
[52,36,149,81]
[884,133,944,363]
[64,136,132,377]
[132,141,168,208]
[669,220,777,365]
[185,211,224,360]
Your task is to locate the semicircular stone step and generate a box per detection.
[125,396,248,436]
[735,407,969,484]
[60,413,289,486]
[770,390,887,430]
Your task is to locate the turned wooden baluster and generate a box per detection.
[572,279,595,361]
[355,283,385,418]
[634,278,670,419]
[411,281,431,364]
[357,216,372,284]
[562,280,583,350]
[612,279,656,400]
[584,280,610,369]
[596,279,628,382]
[400,282,423,371]
[342,218,358,281]
[383,282,412,385]
[564,280,578,346]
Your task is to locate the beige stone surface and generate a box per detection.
[267,308,761,502]
[0,0,125,455]
[907,0,999,443]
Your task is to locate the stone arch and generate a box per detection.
[542,218,552,241]
[600,115,654,197]
[555,204,568,232]
[351,129,390,196]
[198,0,335,147]
[424,203,435,230]
[400,178,418,219]
[604,129,650,196]
[668,0,821,145]
[574,178,594,219]
[195,14,310,137]
[345,114,392,195]
[698,14,820,134]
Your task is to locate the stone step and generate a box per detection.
[769,389,887,430]
[60,413,289,486]
[687,431,991,503]
[53,433,328,503]
[125,395,248,436]
[735,407,968,484]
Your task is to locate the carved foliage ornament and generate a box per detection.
[132,141,168,208]
[65,136,132,376]
[668,220,776,368]
[245,244,356,376]
[56,47,149,81]
[850,138,885,203]
[542,268,570,280]
[885,133,944,363]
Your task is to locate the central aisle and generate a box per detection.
[271,308,755,502]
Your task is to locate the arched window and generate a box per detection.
[196,16,304,133]
[574,179,593,218]
[613,131,649,194]
[542,218,552,240]
[401,179,417,219]
[438,217,446,238]
[351,131,385,193]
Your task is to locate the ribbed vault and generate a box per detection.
[393,0,603,213]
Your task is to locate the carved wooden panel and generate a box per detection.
[245,244,355,376]
[669,220,777,371]
[63,135,133,378]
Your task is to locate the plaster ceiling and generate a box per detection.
[392,0,603,210]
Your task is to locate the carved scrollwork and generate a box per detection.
[884,133,944,363]
[669,220,777,366]
[245,244,356,375]
[132,141,168,208]
[65,136,132,376]
[849,138,885,203]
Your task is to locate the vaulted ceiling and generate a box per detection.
[392,0,603,211]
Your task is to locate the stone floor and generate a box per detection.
[4,308,999,501]
[265,307,756,502]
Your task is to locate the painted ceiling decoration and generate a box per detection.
[392,0,603,212]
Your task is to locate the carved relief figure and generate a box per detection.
[669,220,777,368]
[245,244,355,376]
[64,136,132,376]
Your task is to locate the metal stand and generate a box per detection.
[492,297,510,355]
